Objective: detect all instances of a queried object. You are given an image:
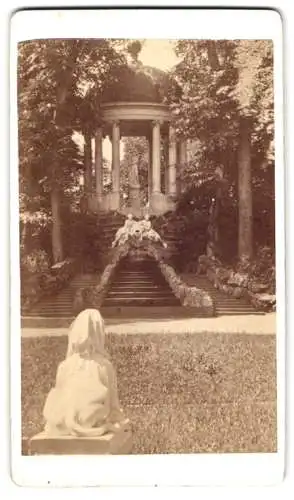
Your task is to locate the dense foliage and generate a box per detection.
[167,39,275,264]
[19,39,275,292]
[18,38,127,265]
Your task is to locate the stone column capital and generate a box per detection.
[110,120,120,127]
[151,119,163,128]
[95,127,103,138]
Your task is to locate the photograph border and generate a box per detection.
[10,7,285,487]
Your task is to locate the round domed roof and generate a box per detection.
[102,63,170,104]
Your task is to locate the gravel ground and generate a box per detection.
[21,312,276,337]
[21,333,277,454]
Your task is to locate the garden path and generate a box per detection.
[22,312,276,338]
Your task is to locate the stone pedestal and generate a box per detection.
[150,192,175,215]
[100,192,120,212]
[29,423,132,455]
[128,184,142,218]
[87,193,120,212]
[88,191,175,216]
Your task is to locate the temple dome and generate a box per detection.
[102,64,171,104]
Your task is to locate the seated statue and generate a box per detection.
[111,214,135,248]
[139,214,167,248]
[43,309,129,437]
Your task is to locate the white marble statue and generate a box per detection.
[140,214,167,248]
[43,309,129,437]
[111,214,136,248]
[129,161,139,187]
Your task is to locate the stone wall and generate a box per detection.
[197,254,276,312]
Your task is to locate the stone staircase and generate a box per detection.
[22,263,263,328]
[21,212,264,327]
[183,275,263,316]
[100,256,184,319]
[21,274,99,327]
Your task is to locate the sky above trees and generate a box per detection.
[139,40,179,70]
[101,40,179,161]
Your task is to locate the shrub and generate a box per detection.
[21,249,50,277]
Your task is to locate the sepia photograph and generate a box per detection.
[10,7,284,487]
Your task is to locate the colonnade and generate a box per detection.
[84,119,187,213]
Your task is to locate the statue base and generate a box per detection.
[119,184,143,218]
[149,192,176,215]
[88,192,120,213]
[85,191,177,217]
[29,422,132,455]
[128,184,142,217]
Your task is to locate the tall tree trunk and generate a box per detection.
[206,40,220,70]
[54,41,79,124]
[20,221,27,252]
[238,116,253,261]
[84,131,92,199]
[51,186,63,263]
[49,43,79,262]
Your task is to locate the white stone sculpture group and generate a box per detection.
[112,213,167,248]
[43,309,130,438]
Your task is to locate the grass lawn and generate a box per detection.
[21,332,277,454]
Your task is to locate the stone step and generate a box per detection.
[110,285,166,291]
[101,306,210,319]
[107,290,175,298]
[216,311,264,316]
[103,299,180,307]
[27,306,73,313]
[70,279,99,285]
[23,311,73,318]
[204,297,255,305]
[117,271,162,277]
[115,274,165,281]
[113,279,160,285]
[24,248,265,321]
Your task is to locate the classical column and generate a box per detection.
[111,121,120,208]
[168,126,177,198]
[148,134,153,202]
[95,127,103,201]
[152,120,161,194]
[163,134,169,194]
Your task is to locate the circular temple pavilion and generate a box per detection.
[86,63,188,216]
